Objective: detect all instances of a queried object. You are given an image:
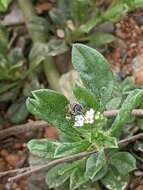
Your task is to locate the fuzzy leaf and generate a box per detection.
[85,151,107,180]
[91,130,118,149]
[90,32,115,47]
[29,43,45,71]
[70,164,87,190]
[110,89,143,137]
[102,166,129,190]
[54,140,90,158]
[73,83,98,110]
[26,89,69,127]
[27,139,58,159]
[46,164,72,188]
[47,39,68,56]
[7,97,28,124]
[26,89,81,141]
[110,152,136,175]
[49,8,66,26]
[58,163,76,175]
[103,2,129,22]
[106,97,122,110]
[72,44,114,109]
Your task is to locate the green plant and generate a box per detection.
[26,44,143,190]
[47,0,143,48]
[0,23,43,124]
[19,0,143,65]
[0,0,12,12]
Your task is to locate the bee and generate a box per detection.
[68,102,83,116]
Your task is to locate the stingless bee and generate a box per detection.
[68,102,84,116]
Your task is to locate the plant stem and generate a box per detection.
[18,0,60,91]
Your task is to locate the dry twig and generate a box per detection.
[1,109,143,140]
[0,120,48,140]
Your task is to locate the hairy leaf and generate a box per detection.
[90,32,115,47]
[7,97,28,124]
[91,130,118,149]
[73,83,98,110]
[27,139,59,159]
[106,97,122,110]
[72,44,114,109]
[26,89,81,140]
[85,151,107,180]
[46,164,72,188]
[102,166,128,190]
[70,164,87,190]
[103,2,129,22]
[110,151,136,175]
[110,89,143,137]
[54,140,90,158]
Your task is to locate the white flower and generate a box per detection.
[84,108,95,124]
[74,115,85,127]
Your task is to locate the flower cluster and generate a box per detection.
[74,108,95,127]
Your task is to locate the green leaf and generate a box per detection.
[110,89,143,137]
[73,83,98,110]
[70,163,88,190]
[27,139,59,159]
[29,39,68,59]
[26,89,69,128]
[0,23,9,55]
[49,8,66,26]
[110,151,136,175]
[72,44,114,109]
[91,130,118,149]
[69,1,90,24]
[54,140,90,158]
[46,164,72,188]
[58,163,76,175]
[29,43,45,71]
[0,0,12,12]
[85,151,107,180]
[129,0,143,9]
[121,77,137,93]
[103,2,129,22]
[0,81,19,95]
[106,97,122,110]
[79,14,102,33]
[7,97,28,124]
[92,164,108,182]
[90,32,115,47]
[46,38,68,56]
[28,16,50,41]
[102,166,129,190]
[26,89,81,140]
